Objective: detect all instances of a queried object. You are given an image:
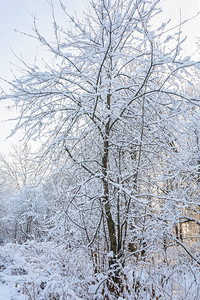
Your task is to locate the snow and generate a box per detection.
[0,284,10,300]
[107,251,114,258]
[0,283,25,300]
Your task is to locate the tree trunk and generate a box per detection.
[101,93,124,296]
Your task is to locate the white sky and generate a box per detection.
[0,0,200,154]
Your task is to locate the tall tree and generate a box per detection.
[1,0,199,297]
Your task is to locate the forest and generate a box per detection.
[0,0,200,299]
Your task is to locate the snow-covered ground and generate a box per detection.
[0,283,25,300]
[0,241,200,299]
[0,284,10,300]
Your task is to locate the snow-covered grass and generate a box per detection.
[0,241,200,299]
[0,241,93,299]
[129,263,200,299]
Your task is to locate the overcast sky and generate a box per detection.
[0,0,200,154]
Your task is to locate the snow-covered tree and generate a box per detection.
[0,146,49,242]
[1,0,200,297]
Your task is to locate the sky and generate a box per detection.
[0,0,200,154]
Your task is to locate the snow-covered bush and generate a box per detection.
[1,242,200,299]
[0,241,94,299]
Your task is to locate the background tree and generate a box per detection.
[0,146,48,242]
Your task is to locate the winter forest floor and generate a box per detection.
[0,241,200,299]
[0,284,13,300]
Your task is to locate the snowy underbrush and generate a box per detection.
[129,262,200,299]
[0,241,94,299]
[0,242,200,299]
